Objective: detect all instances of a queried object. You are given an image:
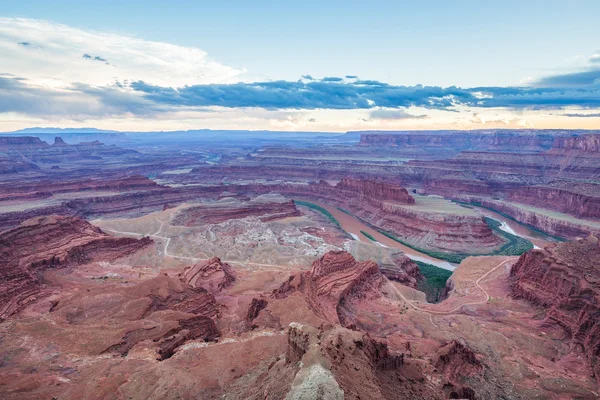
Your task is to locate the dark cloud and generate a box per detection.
[2,72,600,120]
[345,75,358,79]
[301,75,314,80]
[562,112,600,118]
[369,109,428,120]
[534,68,600,87]
[129,80,469,110]
[322,77,344,82]
[83,53,110,65]
[17,41,42,49]
[128,79,600,111]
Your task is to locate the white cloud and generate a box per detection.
[0,18,245,89]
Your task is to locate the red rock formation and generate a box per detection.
[434,340,483,399]
[0,215,152,321]
[246,298,268,322]
[172,199,301,226]
[357,130,563,153]
[51,273,221,358]
[0,175,158,202]
[336,177,415,204]
[510,237,600,383]
[303,250,384,327]
[457,196,600,240]
[507,183,600,219]
[180,257,236,294]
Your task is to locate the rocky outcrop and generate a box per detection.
[272,251,385,327]
[0,215,152,321]
[510,237,600,384]
[52,136,68,146]
[302,251,384,327]
[180,257,236,294]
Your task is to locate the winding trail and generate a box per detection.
[388,258,514,315]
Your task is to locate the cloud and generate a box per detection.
[0,75,154,118]
[128,79,472,110]
[127,79,600,111]
[534,68,600,87]
[83,53,110,65]
[562,112,600,118]
[369,108,428,120]
[0,18,245,88]
[534,50,600,87]
[1,18,600,123]
[322,77,344,82]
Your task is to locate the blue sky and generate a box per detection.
[1,0,600,131]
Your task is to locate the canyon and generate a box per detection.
[1,129,600,399]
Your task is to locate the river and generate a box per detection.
[305,201,458,271]
[468,205,555,249]
[303,200,556,272]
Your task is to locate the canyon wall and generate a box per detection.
[510,237,600,384]
[454,196,600,240]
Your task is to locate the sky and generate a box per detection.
[1,0,600,132]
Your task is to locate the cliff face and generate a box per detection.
[272,251,385,328]
[0,215,152,321]
[551,134,600,152]
[0,136,49,150]
[357,131,560,153]
[0,175,158,202]
[303,250,384,327]
[508,185,600,219]
[455,196,600,240]
[510,237,600,383]
[336,178,415,205]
